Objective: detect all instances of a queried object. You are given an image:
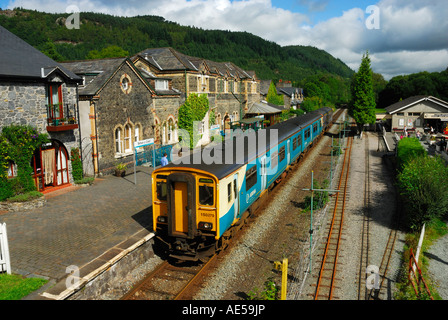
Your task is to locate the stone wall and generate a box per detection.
[0,80,80,184]
[0,82,48,132]
[95,62,156,174]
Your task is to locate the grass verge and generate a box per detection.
[0,273,48,300]
[395,218,448,300]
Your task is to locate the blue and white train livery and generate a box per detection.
[152,107,333,260]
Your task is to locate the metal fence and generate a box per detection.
[135,144,174,168]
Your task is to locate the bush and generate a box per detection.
[304,179,329,210]
[7,191,43,203]
[70,148,83,181]
[0,125,49,200]
[396,138,426,171]
[0,178,13,201]
[74,177,95,185]
[397,155,448,230]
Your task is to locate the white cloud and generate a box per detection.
[4,0,448,79]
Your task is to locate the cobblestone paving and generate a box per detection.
[0,167,154,281]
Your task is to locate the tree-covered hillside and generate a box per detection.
[0,8,354,82]
[378,69,448,108]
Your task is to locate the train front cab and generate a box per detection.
[152,169,219,260]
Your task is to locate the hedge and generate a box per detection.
[396,137,426,171]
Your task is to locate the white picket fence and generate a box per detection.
[0,223,11,274]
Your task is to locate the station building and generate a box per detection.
[385,95,448,135]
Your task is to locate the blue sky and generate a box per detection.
[271,0,370,24]
[0,0,447,79]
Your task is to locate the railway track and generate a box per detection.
[357,132,372,300]
[368,219,398,300]
[121,255,217,300]
[121,109,347,301]
[357,132,398,300]
[313,133,353,300]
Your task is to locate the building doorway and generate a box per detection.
[31,140,70,192]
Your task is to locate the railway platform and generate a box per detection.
[0,166,156,300]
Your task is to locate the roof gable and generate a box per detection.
[61,58,128,96]
[385,96,448,114]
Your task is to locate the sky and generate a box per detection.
[1,0,447,80]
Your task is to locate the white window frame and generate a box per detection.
[124,124,132,153]
[115,127,123,154]
[155,80,168,91]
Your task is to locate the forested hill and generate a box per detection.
[0,8,354,81]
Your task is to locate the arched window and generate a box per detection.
[115,127,123,154]
[224,114,231,130]
[124,123,133,153]
[216,113,222,129]
[167,118,175,144]
[134,124,141,144]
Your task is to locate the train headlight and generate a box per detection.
[198,222,213,230]
[157,216,168,224]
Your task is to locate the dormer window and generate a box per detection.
[155,79,169,91]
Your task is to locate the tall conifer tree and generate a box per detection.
[350,51,376,133]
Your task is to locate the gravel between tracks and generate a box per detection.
[194,120,407,300]
[85,114,448,300]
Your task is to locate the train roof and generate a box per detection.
[162,107,332,180]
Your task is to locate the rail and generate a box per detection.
[314,134,353,300]
[121,254,217,300]
[357,132,371,300]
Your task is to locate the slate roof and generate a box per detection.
[385,96,448,114]
[246,101,283,114]
[277,87,303,97]
[62,57,181,97]
[134,47,254,79]
[136,47,197,71]
[61,58,127,96]
[0,25,81,82]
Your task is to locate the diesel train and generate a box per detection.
[152,107,334,261]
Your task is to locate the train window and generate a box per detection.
[313,123,318,133]
[199,185,214,206]
[156,181,167,201]
[279,146,286,162]
[297,135,302,148]
[305,129,310,139]
[246,166,257,191]
[228,182,232,202]
[293,137,298,150]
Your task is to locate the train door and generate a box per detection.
[173,182,188,234]
[167,173,196,239]
[260,156,267,191]
[233,173,239,220]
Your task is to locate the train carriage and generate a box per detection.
[152,107,333,260]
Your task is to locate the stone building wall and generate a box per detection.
[94,62,156,174]
[0,80,80,184]
[0,82,48,132]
